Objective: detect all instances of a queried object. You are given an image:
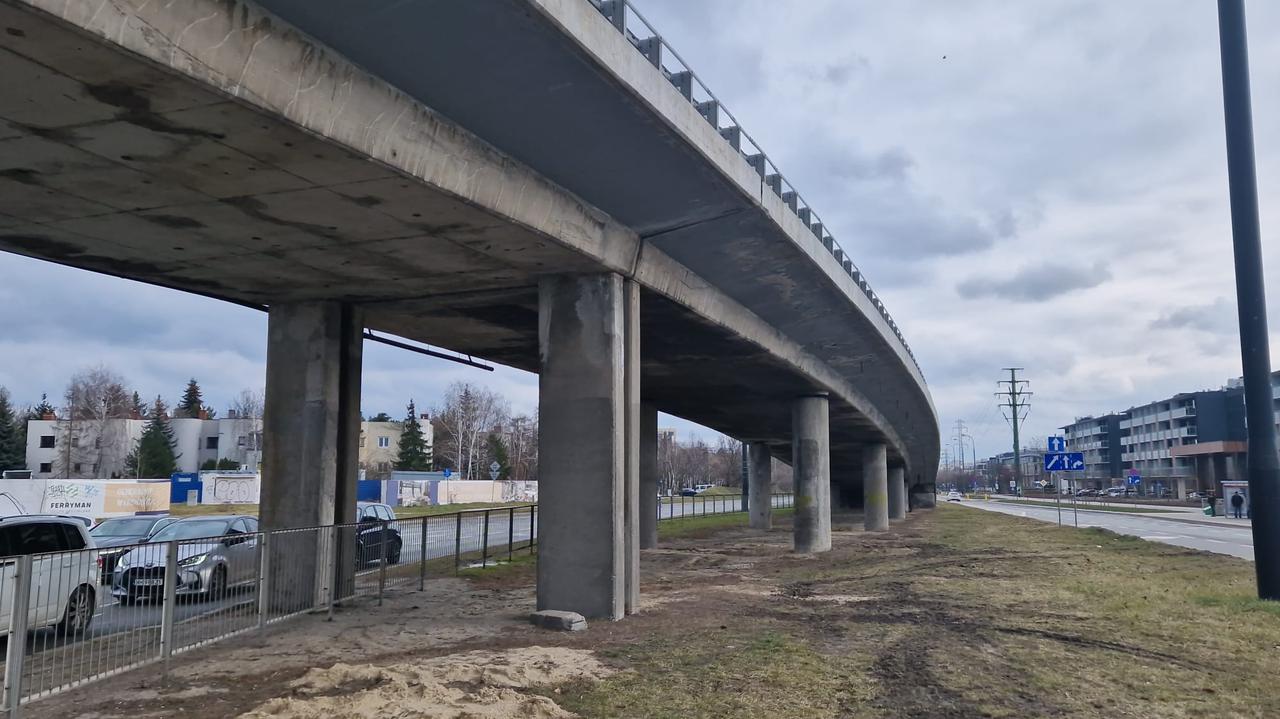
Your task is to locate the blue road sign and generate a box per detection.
[1044,452,1086,471]
[1128,474,1141,485]
[443,467,452,478]
[1047,436,1066,452]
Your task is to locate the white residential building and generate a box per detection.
[25,414,264,479]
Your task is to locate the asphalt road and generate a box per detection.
[962,499,1254,560]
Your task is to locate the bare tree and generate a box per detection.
[228,388,264,469]
[432,382,509,480]
[505,412,539,482]
[55,366,134,477]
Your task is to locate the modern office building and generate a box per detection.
[1061,414,1124,487]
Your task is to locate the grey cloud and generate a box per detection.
[955,261,1111,302]
[1151,297,1236,334]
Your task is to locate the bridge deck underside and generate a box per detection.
[0,2,884,478]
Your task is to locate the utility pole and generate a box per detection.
[1217,0,1280,600]
[952,419,968,473]
[996,369,1032,493]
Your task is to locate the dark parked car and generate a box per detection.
[90,515,179,579]
[356,502,402,566]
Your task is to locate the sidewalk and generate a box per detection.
[983,494,1253,529]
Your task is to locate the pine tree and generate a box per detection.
[131,391,147,418]
[486,433,510,481]
[124,396,180,478]
[177,378,209,419]
[0,388,25,472]
[395,400,431,471]
[30,393,54,419]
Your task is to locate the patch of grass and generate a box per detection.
[555,630,872,719]
[456,550,538,589]
[990,498,1178,513]
[657,509,794,539]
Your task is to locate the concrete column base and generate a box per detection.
[536,273,627,621]
[888,466,906,520]
[639,403,659,549]
[792,394,831,553]
[863,444,889,531]
[748,442,773,530]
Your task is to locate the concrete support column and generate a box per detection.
[537,273,627,620]
[748,442,773,530]
[622,279,640,615]
[792,394,831,553]
[261,301,363,529]
[863,444,889,531]
[260,301,363,609]
[887,465,906,520]
[639,403,659,549]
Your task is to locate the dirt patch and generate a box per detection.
[239,646,612,719]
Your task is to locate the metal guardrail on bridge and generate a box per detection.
[1,493,793,716]
[589,0,920,373]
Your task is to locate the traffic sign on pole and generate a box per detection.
[1047,436,1066,452]
[1044,452,1085,472]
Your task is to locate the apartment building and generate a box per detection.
[359,420,415,479]
[1121,388,1246,498]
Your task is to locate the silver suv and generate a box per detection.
[0,516,99,637]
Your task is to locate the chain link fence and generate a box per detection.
[1,493,789,716]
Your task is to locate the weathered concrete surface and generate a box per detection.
[748,442,773,530]
[260,301,362,609]
[863,444,889,532]
[529,610,587,632]
[0,0,938,493]
[536,274,625,621]
[792,395,831,553]
[639,403,658,549]
[623,279,640,616]
[888,466,906,521]
[261,301,362,530]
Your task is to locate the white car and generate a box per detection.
[0,515,100,637]
[946,491,963,502]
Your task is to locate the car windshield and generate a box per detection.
[150,519,231,541]
[91,518,158,537]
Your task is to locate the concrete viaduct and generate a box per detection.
[0,0,939,619]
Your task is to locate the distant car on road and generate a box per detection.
[1188,491,1212,500]
[1104,487,1126,498]
[0,515,99,637]
[356,502,402,566]
[1074,489,1099,497]
[90,515,179,578]
[112,515,259,604]
[680,484,715,497]
[946,491,963,502]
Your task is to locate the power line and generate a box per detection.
[995,368,1032,490]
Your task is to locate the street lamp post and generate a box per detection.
[1217,0,1280,600]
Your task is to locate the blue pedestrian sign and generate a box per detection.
[1047,436,1066,453]
[1043,452,1085,471]
[443,467,452,478]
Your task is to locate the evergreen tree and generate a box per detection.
[30,393,54,418]
[395,400,432,471]
[369,412,393,422]
[131,391,147,418]
[124,397,179,478]
[177,378,212,419]
[0,388,25,471]
[486,433,510,481]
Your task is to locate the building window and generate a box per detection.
[39,462,51,474]
[206,436,219,450]
[359,436,366,448]
[378,461,390,472]
[377,436,390,448]
[70,436,79,447]
[39,435,55,449]
[73,463,82,473]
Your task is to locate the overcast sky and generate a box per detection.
[4,1,1280,460]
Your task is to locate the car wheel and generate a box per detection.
[206,565,227,600]
[56,586,94,636]
[387,538,402,565]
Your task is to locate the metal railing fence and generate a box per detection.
[1,493,789,715]
[588,0,920,373]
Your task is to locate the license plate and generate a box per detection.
[132,578,163,587]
